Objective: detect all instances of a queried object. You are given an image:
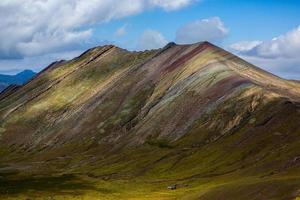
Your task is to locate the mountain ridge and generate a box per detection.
[0,69,36,92]
[0,42,299,199]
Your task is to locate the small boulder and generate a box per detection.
[167,184,177,190]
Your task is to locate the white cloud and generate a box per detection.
[0,0,195,59]
[230,26,300,59]
[229,26,300,80]
[16,30,92,57]
[115,24,128,37]
[175,17,229,44]
[137,30,168,50]
[229,41,262,52]
[149,0,196,11]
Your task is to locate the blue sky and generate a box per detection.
[98,0,300,47]
[0,0,299,79]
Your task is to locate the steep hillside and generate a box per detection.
[0,42,299,200]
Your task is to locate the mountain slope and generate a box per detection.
[0,42,299,200]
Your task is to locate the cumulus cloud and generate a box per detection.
[137,30,168,50]
[0,0,195,59]
[231,26,300,59]
[175,17,229,44]
[149,0,196,11]
[229,41,263,52]
[230,26,300,80]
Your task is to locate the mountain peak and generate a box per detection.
[0,69,36,92]
[0,41,299,199]
[16,69,36,76]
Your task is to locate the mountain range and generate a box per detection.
[0,42,299,200]
[0,70,36,92]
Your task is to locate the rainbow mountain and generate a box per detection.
[0,42,300,199]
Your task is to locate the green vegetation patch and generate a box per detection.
[146,138,174,149]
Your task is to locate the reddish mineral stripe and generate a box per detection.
[163,42,213,73]
[203,75,253,105]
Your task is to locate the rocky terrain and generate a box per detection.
[0,42,299,200]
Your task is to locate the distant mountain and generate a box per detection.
[0,82,8,91]
[0,42,300,199]
[0,69,36,92]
